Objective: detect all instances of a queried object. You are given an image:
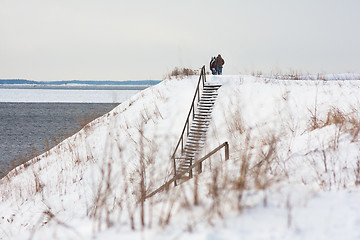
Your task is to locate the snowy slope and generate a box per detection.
[1,74,360,239]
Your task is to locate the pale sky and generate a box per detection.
[1,0,359,81]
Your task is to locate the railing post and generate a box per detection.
[225,141,229,160]
[187,121,189,137]
[192,102,194,121]
[201,66,206,87]
[173,157,177,186]
[181,136,184,154]
[197,87,200,102]
[189,165,193,179]
[198,162,202,174]
[203,67,206,83]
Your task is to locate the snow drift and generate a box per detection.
[1,74,360,239]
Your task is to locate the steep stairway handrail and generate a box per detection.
[145,142,229,199]
[171,65,206,165]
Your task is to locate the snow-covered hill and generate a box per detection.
[1,74,360,239]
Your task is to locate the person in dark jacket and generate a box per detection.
[216,54,225,75]
[210,56,217,75]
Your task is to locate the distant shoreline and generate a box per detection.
[0,79,161,86]
[0,84,151,90]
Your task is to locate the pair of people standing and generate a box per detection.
[210,54,225,75]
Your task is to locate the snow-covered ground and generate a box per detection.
[1,74,360,239]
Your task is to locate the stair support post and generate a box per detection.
[181,136,184,154]
[198,162,202,174]
[225,141,229,160]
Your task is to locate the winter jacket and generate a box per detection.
[216,56,225,67]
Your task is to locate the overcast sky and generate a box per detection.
[1,0,359,81]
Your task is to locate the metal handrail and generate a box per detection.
[171,65,206,161]
[145,142,229,199]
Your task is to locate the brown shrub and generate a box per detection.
[166,67,198,79]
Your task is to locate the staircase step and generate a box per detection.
[191,123,208,128]
[191,121,210,126]
[194,112,212,116]
[190,127,208,132]
[180,167,191,171]
[203,87,220,91]
[197,109,212,113]
[180,160,193,165]
[199,101,216,104]
[181,151,195,155]
[189,128,207,133]
[199,103,215,106]
[186,140,203,145]
[200,97,217,100]
[198,103,215,106]
[194,115,212,120]
[188,137,206,142]
[183,155,195,160]
[204,84,222,88]
[189,126,207,131]
[189,133,204,139]
[180,162,193,167]
[187,138,205,144]
[199,101,216,105]
[194,118,211,123]
[201,95,218,98]
[202,92,217,96]
[202,90,218,93]
[187,142,205,148]
[201,94,217,97]
[188,137,205,142]
[180,162,192,167]
[186,142,202,147]
[198,106,213,109]
[201,95,218,99]
[194,111,212,115]
[188,131,206,136]
[187,136,205,141]
[189,131,206,136]
[184,152,196,157]
[195,112,212,116]
[184,147,197,152]
[193,117,211,121]
[186,142,202,146]
[190,125,208,130]
[191,121,209,125]
[182,157,193,162]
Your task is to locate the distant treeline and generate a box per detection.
[0,79,161,86]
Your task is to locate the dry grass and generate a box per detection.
[166,67,198,79]
[3,75,360,238]
[307,103,360,139]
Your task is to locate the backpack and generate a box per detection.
[210,57,216,69]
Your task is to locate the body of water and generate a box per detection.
[0,85,150,178]
[0,102,119,178]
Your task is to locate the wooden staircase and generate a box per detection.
[144,66,229,199]
[176,83,221,178]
